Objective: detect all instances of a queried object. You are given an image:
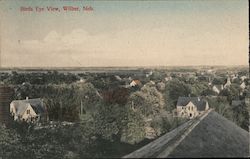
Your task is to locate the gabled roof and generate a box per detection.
[123,110,249,158]
[231,100,244,107]
[168,111,249,157]
[11,98,46,115]
[177,97,207,111]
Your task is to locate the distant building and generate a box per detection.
[78,78,86,83]
[175,97,209,119]
[212,85,224,94]
[223,77,231,88]
[114,75,122,81]
[149,80,155,85]
[240,82,246,90]
[231,74,238,82]
[165,76,172,82]
[130,80,142,87]
[146,71,153,77]
[10,97,48,123]
[240,76,247,81]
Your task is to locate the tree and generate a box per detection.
[219,84,241,102]
[121,83,166,143]
[190,82,209,96]
[212,77,225,85]
[120,109,145,144]
[93,104,122,141]
[164,80,192,111]
[126,82,164,117]
[102,87,129,105]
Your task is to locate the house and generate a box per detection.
[240,76,247,81]
[240,82,246,90]
[149,80,155,85]
[223,77,231,88]
[175,97,209,119]
[10,97,48,123]
[146,71,153,77]
[212,85,224,94]
[130,80,142,87]
[78,78,86,83]
[114,75,122,81]
[231,74,238,82]
[165,76,172,82]
[207,69,213,73]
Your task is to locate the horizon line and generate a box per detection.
[0,65,248,70]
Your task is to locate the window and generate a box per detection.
[191,107,193,111]
[27,109,30,114]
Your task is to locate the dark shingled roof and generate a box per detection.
[177,97,207,111]
[168,111,249,158]
[11,98,46,115]
[231,100,244,107]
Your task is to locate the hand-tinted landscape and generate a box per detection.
[0,66,249,158]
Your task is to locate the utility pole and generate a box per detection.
[59,99,62,122]
[80,100,83,115]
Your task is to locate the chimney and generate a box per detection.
[26,97,29,100]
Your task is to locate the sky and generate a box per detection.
[0,0,248,67]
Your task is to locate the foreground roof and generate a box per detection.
[123,110,249,158]
[168,111,249,158]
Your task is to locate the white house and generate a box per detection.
[10,98,48,122]
[212,85,224,94]
[223,77,231,88]
[240,82,246,90]
[175,97,209,119]
[78,78,86,83]
[114,75,122,81]
[146,71,153,77]
[165,76,172,82]
[240,76,247,81]
[231,74,238,82]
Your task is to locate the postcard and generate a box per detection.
[0,0,249,158]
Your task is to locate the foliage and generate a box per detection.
[212,78,226,85]
[102,87,129,105]
[93,104,124,141]
[164,80,192,111]
[219,84,241,102]
[120,110,145,144]
[127,83,164,117]
[190,82,210,96]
